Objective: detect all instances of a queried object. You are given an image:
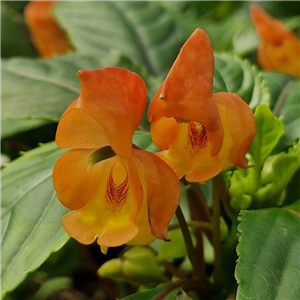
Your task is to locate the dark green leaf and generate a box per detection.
[1,142,69,296]
[1,4,36,58]
[213,54,269,108]
[236,207,300,300]
[54,1,185,77]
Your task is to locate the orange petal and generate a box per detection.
[56,107,109,149]
[150,116,180,150]
[213,92,256,168]
[24,1,72,58]
[53,148,103,209]
[133,149,181,240]
[58,155,145,248]
[148,28,221,132]
[250,5,300,77]
[75,68,147,157]
[62,211,96,244]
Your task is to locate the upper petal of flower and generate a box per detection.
[133,149,181,240]
[148,28,221,132]
[250,5,300,77]
[24,1,72,58]
[56,68,147,158]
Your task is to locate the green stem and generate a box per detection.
[169,220,212,231]
[175,206,203,280]
[212,177,222,293]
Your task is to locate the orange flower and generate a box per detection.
[250,5,300,78]
[148,29,256,183]
[53,68,180,253]
[24,1,72,58]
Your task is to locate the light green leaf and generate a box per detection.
[213,53,269,109]
[249,105,284,168]
[236,207,300,300]
[54,1,185,77]
[157,229,188,261]
[1,142,69,297]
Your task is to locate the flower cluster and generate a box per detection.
[53,28,256,252]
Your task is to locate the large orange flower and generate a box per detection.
[53,68,180,253]
[148,29,256,183]
[250,5,300,78]
[24,1,72,58]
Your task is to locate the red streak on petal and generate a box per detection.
[105,165,129,213]
[188,122,208,151]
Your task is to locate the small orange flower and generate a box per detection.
[148,29,256,183]
[53,68,180,253]
[250,5,300,78]
[24,1,72,58]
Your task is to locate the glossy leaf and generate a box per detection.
[236,207,300,300]
[54,1,185,76]
[1,142,69,297]
[213,53,270,108]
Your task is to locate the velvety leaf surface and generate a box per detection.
[236,207,300,300]
[54,1,185,76]
[1,142,69,296]
[213,54,269,108]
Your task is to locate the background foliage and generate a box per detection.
[1,1,300,300]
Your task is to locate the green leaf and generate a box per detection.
[236,207,300,300]
[275,81,300,149]
[213,53,270,109]
[1,54,100,137]
[249,105,284,168]
[261,73,300,150]
[132,130,159,153]
[1,4,36,58]
[54,1,185,77]
[119,282,179,300]
[1,142,69,297]
[157,229,188,261]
